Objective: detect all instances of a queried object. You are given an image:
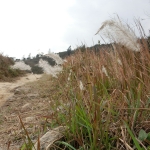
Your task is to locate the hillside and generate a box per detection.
[0,54,25,81]
[0,19,150,150]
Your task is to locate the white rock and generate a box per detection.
[33,126,67,150]
[27,93,39,98]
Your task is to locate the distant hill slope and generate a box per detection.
[0,54,25,81]
[11,44,113,75]
[13,53,63,75]
[58,44,113,59]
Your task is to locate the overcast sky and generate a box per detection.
[0,0,150,58]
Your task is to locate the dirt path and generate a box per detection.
[0,74,42,107]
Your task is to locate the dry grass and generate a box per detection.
[46,38,150,149]
[0,78,55,149]
[18,20,150,149]
[0,54,25,81]
[1,19,150,149]
[1,41,150,149]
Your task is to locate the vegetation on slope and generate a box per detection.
[0,54,25,81]
[35,19,150,149]
[3,19,150,149]
[27,42,150,149]
[47,42,150,149]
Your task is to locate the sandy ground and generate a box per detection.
[0,74,42,107]
[0,73,61,149]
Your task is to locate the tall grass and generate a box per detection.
[49,20,150,149]
[19,19,150,149]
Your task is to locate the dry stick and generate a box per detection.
[119,138,133,150]
[37,135,40,150]
[7,141,11,150]
[136,137,147,150]
[121,126,129,150]
[131,110,137,131]
[18,114,36,150]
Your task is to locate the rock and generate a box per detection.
[20,87,31,93]
[14,89,22,95]
[6,96,15,102]
[13,87,30,95]
[21,103,32,112]
[11,86,21,91]
[25,117,36,122]
[27,93,39,98]
[33,126,67,150]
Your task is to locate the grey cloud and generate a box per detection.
[63,0,150,48]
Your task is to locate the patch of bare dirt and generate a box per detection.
[0,74,54,150]
[0,74,42,107]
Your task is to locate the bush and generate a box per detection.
[31,66,43,74]
[0,54,25,81]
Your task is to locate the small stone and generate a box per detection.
[21,103,31,112]
[14,89,22,95]
[27,93,39,98]
[12,87,30,94]
[25,117,36,122]
[37,102,43,108]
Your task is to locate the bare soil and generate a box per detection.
[0,74,42,107]
[0,74,54,150]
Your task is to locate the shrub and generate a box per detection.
[0,54,25,81]
[31,65,44,74]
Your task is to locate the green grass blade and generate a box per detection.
[124,122,142,150]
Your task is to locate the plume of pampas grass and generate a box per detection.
[67,69,72,81]
[11,61,31,70]
[38,59,62,77]
[117,58,122,66]
[44,53,63,65]
[95,19,140,52]
[102,66,109,77]
[79,80,84,91]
